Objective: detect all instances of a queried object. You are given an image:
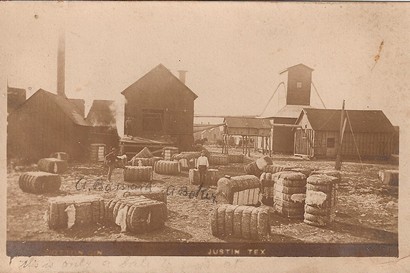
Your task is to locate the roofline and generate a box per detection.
[279,63,314,74]
[121,64,198,99]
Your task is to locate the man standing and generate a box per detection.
[105,147,118,181]
[196,151,209,186]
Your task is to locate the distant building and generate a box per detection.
[86,100,119,150]
[7,86,26,114]
[294,108,395,159]
[193,124,224,144]
[7,89,91,161]
[121,64,197,151]
[269,63,317,154]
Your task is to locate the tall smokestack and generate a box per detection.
[178,70,187,84]
[57,28,66,97]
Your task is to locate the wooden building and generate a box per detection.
[121,64,197,151]
[86,100,119,151]
[269,64,317,154]
[294,108,395,159]
[7,89,91,162]
[7,86,26,114]
[223,117,271,155]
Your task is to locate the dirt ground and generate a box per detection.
[7,147,398,244]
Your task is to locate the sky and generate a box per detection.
[1,2,409,133]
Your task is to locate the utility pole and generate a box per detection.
[335,100,346,170]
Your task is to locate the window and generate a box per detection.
[142,109,164,132]
[327,138,335,148]
[297,82,302,88]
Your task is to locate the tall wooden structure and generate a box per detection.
[270,63,315,153]
[121,64,197,151]
[294,108,395,159]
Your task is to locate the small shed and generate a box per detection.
[121,64,197,151]
[223,117,271,155]
[86,100,120,151]
[294,108,395,159]
[7,89,91,162]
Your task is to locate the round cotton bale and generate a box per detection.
[189,168,219,186]
[38,158,68,174]
[113,196,167,234]
[123,166,153,182]
[209,154,229,166]
[255,156,273,170]
[307,174,338,186]
[244,161,263,177]
[49,152,69,161]
[228,154,244,163]
[19,172,61,194]
[154,160,180,175]
[47,195,104,229]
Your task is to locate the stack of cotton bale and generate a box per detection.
[304,174,339,227]
[19,172,62,194]
[38,158,68,174]
[244,156,273,178]
[123,166,153,182]
[189,168,220,186]
[47,195,105,229]
[105,196,167,233]
[210,204,273,240]
[311,170,341,206]
[154,160,181,175]
[273,171,307,219]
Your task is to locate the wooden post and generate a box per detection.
[335,100,346,170]
[242,135,245,154]
[270,122,274,157]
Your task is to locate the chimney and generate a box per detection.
[57,28,66,97]
[178,70,187,84]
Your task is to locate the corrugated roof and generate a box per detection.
[224,117,271,129]
[121,64,198,99]
[86,100,117,127]
[39,89,91,126]
[273,105,311,119]
[299,108,394,133]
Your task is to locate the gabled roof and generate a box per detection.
[12,89,91,126]
[280,63,314,74]
[121,64,198,99]
[86,100,117,127]
[297,108,394,133]
[273,105,312,119]
[224,117,271,129]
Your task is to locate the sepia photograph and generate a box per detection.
[1,1,409,271]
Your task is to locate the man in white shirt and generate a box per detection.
[196,151,209,185]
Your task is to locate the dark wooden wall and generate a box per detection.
[272,117,297,154]
[294,130,394,159]
[286,66,312,106]
[7,92,89,162]
[124,83,195,151]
